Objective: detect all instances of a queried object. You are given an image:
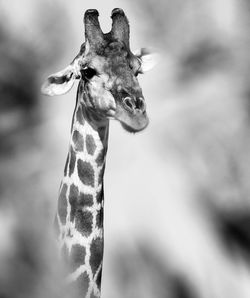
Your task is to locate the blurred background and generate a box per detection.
[1,0,250,297]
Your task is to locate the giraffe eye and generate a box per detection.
[81,67,97,80]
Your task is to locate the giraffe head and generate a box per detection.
[42,8,156,132]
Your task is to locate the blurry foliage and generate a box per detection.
[0,0,70,152]
[110,243,197,298]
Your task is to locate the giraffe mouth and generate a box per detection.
[120,119,149,132]
[114,103,149,132]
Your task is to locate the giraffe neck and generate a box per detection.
[56,93,109,298]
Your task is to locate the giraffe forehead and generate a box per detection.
[89,51,130,75]
[106,58,141,91]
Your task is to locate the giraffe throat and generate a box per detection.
[55,97,109,298]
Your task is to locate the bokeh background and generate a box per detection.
[1,1,250,297]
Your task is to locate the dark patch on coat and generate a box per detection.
[76,105,85,125]
[96,187,104,204]
[69,244,86,273]
[86,134,97,155]
[68,184,79,221]
[58,184,68,225]
[89,237,103,276]
[75,210,93,236]
[72,130,84,152]
[78,160,95,187]
[69,186,94,222]
[69,147,76,177]
[97,125,108,145]
[78,192,94,207]
[96,207,103,229]
[96,150,105,167]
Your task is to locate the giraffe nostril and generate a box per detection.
[123,97,135,112]
[135,97,146,112]
[123,97,146,113]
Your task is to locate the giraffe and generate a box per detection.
[41,8,156,298]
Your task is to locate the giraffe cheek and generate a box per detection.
[102,90,116,112]
[90,88,116,112]
[88,86,100,103]
[88,85,105,108]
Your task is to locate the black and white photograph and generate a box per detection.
[1,1,250,297]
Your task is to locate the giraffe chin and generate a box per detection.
[114,111,149,132]
[120,120,149,133]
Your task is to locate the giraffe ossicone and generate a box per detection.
[42,8,156,298]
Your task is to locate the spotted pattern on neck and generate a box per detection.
[56,95,109,298]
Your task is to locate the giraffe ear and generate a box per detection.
[41,63,80,96]
[134,48,159,74]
